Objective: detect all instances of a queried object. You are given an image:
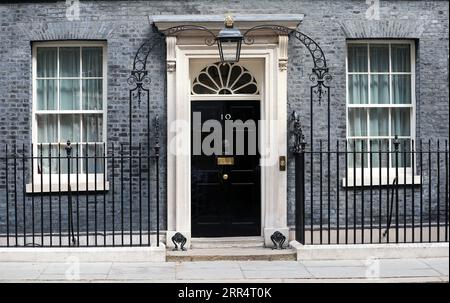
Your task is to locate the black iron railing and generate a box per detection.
[0,141,160,248]
[1,137,448,248]
[294,138,449,245]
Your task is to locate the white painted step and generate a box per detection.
[191,236,265,249]
[167,247,296,262]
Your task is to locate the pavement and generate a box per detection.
[0,258,448,283]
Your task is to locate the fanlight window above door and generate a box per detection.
[192,62,259,95]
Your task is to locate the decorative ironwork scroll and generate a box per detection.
[171,232,187,251]
[128,35,163,247]
[242,25,332,105]
[163,25,217,47]
[271,231,287,250]
[127,37,163,148]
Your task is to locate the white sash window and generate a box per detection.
[345,41,418,186]
[346,41,415,169]
[30,42,107,191]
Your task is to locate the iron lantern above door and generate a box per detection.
[216,16,243,63]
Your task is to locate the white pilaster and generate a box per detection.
[263,35,289,246]
[166,36,178,238]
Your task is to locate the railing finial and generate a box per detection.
[393,135,400,151]
[65,140,72,157]
[291,110,307,154]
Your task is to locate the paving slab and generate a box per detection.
[38,274,111,281]
[306,266,371,279]
[108,262,176,280]
[175,263,244,280]
[378,258,432,270]
[282,277,445,283]
[242,269,312,279]
[239,260,306,271]
[0,262,48,280]
[38,262,112,281]
[176,261,241,269]
[239,261,313,279]
[420,258,449,276]
[41,262,113,275]
[301,260,366,267]
[378,268,443,278]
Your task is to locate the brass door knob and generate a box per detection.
[222,174,229,180]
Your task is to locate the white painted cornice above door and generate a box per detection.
[149,14,304,32]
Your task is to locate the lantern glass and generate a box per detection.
[216,24,243,63]
[218,39,242,63]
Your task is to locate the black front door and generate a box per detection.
[191,101,261,237]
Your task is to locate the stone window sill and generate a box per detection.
[342,172,421,188]
[26,175,109,193]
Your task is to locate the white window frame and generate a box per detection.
[344,40,420,187]
[28,41,108,192]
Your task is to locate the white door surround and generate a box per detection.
[150,15,303,248]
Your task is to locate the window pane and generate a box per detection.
[83,143,104,174]
[82,47,103,77]
[82,114,103,142]
[391,108,411,137]
[59,47,80,77]
[37,144,59,174]
[392,44,411,72]
[36,79,57,110]
[37,115,58,143]
[370,44,389,72]
[348,139,368,168]
[60,79,80,110]
[37,48,57,78]
[348,44,368,72]
[369,108,389,136]
[370,74,389,104]
[392,75,411,104]
[192,84,216,94]
[348,108,367,136]
[59,143,80,174]
[369,139,390,168]
[391,139,411,168]
[348,75,368,104]
[82,79,102,110]
[60,114,80,142]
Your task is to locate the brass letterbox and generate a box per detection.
[217,157,235,166]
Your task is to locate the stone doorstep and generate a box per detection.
[191,236,265,249]
[290,241,450,261]
[0,244,167,263]
[166,247,297,262]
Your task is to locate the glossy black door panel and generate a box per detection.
[191,101,261,237]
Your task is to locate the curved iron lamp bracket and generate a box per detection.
[127,23,333,148]
[155,24,332,95]
[127,34,163,147]
[162,25,218,46]
[127,39,160,108]
[242,24,332,102]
